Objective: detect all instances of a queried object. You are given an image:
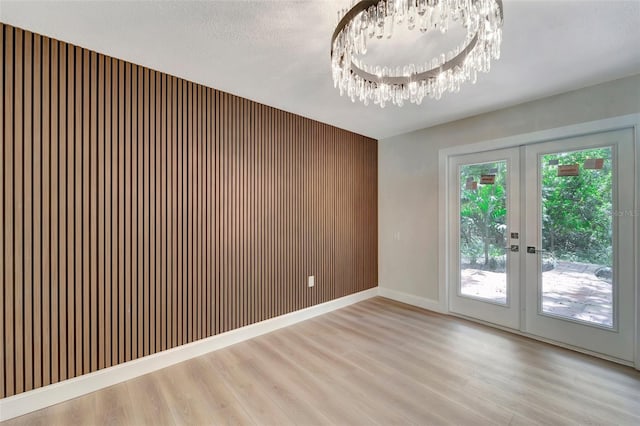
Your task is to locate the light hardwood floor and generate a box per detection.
[4,297,640,425]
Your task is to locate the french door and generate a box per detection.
[448,128,636,363]
[449,148,521,330]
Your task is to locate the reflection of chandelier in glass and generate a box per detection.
[331,0,504,107]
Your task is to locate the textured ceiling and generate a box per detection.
[1,0,639,139]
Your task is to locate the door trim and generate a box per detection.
[438,113,640,368]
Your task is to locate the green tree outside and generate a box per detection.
[460,147,612,269]
[460,161,507,270]
[541,148,612,265]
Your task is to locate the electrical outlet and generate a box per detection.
[308,275,315,287]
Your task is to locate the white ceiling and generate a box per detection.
[1,0,639,139]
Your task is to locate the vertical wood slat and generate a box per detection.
[49,38,59,386]
[155,71,162,351]
[197,83,201,338]
[107,57,115,367]
[170,76,176,349]
[91,49,101,371]
[161,73,168,351]
[206,86,212,337]
[124,61,132,363]
[0,22,377,398]
[143,67,150,355]
[40,35,51,389]
[185,80,189,340]
[3,24,15,397]
[32,33,42,391]
[97,52,105,371]
[74,44,82,379]
[0,21,5,400]
[222,91,227,329]
[117,59,125,366]
[213,89,219,336]
[82,48,91,375]
[130,65,143,358]
[14,27,25,395]
[187,82,193,342]
[62,41,72,381]
[23,30,34,393]
[58,40,68,381]
[149,71,156,355]
[174,79,184,345]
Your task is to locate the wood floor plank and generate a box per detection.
[364,301,640,424]
[204,350,297,426]
[94,382,134,426]
[270,328,410,425]
[154,359,254,425]
[245,337,379,426]
[4,297,640,426]
[125,373,173,424]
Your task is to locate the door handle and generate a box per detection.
[502,245,519,252]
[527,246,548,254]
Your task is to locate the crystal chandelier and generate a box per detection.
[331,0,504,107]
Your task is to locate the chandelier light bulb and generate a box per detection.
[331,0,504,107]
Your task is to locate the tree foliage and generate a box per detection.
[541,148,612,265]
[459,147,612,269]
[460,162,507,269]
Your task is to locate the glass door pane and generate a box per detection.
[459,161,508,304]
[540,147,613,328]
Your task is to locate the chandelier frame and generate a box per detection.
[331,0,504,105]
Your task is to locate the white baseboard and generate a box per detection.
[0,288,378,422]
[378,287,447,314]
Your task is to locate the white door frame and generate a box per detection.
[437,113,640,369]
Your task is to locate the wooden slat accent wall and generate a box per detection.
[0,23,378,398]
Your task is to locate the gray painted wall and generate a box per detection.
[378,74,640,302]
